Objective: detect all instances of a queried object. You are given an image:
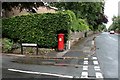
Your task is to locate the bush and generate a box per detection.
[78,19,90,31]
[62,10,78,31]
[2,38,13,52]
[2,11,72,48]
[62,10,90,32]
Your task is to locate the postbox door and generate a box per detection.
[58,33,64,51]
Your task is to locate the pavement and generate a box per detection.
[3,33,98,59]
[2,33,99,66]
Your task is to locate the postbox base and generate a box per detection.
[57,49,64,52]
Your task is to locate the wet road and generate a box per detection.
[2,55,76,78]
[2,55,83,78]
[118,35,120,79]
[96,32,118,79]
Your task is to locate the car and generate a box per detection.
[110,31,115,34]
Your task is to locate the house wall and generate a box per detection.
[2,7,29,18]
[2,6,56,18]
[37,6,56,13]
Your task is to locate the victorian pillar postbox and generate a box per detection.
[58,33,64,51]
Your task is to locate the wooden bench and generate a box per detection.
[21,43,38,55]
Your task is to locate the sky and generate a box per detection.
[104,0,120,29]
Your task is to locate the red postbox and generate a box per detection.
[58,33,64,51]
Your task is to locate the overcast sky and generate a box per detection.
[104,0,120,29]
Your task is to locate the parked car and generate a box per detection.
[110,31,115,34]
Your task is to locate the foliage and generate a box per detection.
[78,19,89,31]
[109,16,120,31]
[62,10,89,32]
[98,24,107,31]
[2,2,108,30]
[0,19,1,38]
[2,38,13,52]
[2,11,72,48]
[50,2,108,30]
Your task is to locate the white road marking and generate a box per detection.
[8,69,73,78]
[83,66,88,70]
[108,57,114,60]
[92,57,97,60]
[96,72,103,78]
[115,33,120,36]
[102,32,109,34]
[84,61,88,64]
[92,40,94,45]
[96,36,100,37]
[93,61,99,65]
[83,50,90,53]
[94,66,101,71]
[84,58,88,60]
[108,36,117,41]
[81,72,88,78]
[75,76,80,78]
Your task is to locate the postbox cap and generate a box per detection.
[58,33,64,35]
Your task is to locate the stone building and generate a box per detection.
[2,2,58,18]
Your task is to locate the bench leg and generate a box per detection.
[36,46,38,55]
[21,46,23,55]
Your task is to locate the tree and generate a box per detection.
[50,2,108,31]
[98,24,107,31]
[109,16,120,31]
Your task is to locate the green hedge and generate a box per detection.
[2,11,72,48]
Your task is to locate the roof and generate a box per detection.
[41,0,58,10]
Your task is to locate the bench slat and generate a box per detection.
[22,43,37,46]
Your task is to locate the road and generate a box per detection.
[2,55,80,78]
[1,32,119,80]
[119,34,120,80]
[96,32,118,79]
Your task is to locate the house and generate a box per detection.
[2,2,58,18]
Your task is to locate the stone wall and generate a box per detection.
[66,31,93,50]
[70,31,84,46]
[87,31,93,36]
